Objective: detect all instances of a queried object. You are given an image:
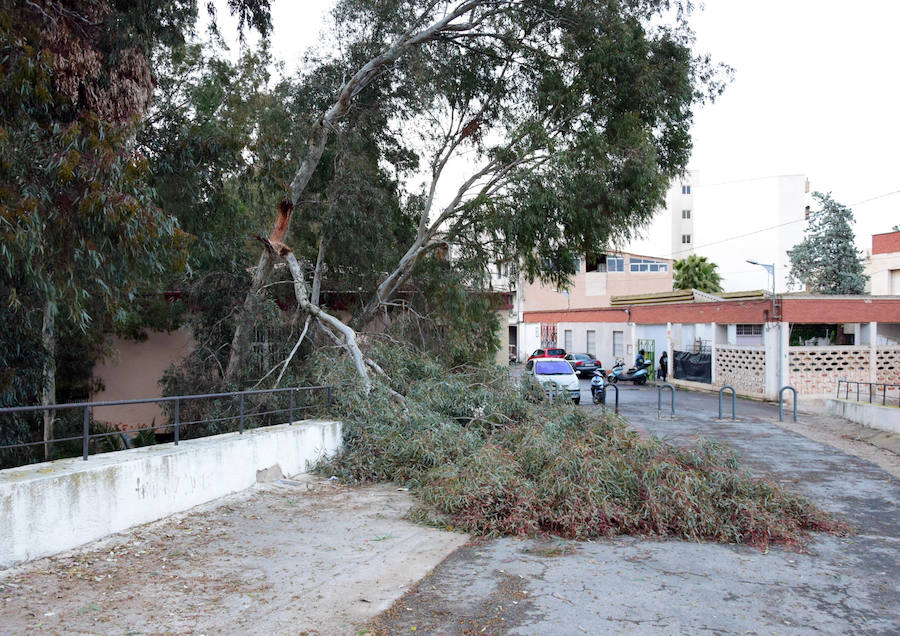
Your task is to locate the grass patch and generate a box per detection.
[312,345,846,549]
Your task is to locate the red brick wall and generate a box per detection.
[525,298,900,325]
[872,231,900,255]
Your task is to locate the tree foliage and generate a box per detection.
[222,0,728,384]
[787,192,868,295]
[673,255,723,293]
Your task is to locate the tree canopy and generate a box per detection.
[221,0,728,384]
[787,192,868,295]
[673,255,724,294]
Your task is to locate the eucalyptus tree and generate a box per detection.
[0,0,269,456]
[225,0,726,387]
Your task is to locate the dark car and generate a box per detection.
[527,348,566,362]
[564,353,602,377]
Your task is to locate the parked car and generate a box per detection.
[527,348,566,362]
[564,353,602,378]
[524,357,581,404]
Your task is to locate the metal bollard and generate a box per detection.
[658,383,675,418]
[605,383,619,414]
[779,386,798,422]
[718,385,737,420]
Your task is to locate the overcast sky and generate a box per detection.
[214,0,899,252]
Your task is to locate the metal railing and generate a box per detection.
[1,385,332,468]
[836,380,900,408]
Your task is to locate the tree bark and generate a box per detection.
[41,300,56,460]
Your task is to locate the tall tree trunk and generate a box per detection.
[41,300,56,460]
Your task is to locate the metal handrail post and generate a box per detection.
[174,398,180,446]
[779,385,798,422]
[82,405,90,460]
[856,382,860,402]
[239,393,245,434]
[718,385,736,420]
[289,388,294,425]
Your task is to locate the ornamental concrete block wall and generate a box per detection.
[715,346,766,396]
[789,346,870,396]
[877,347,900,384]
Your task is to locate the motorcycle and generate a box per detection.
[606,358,651,385]
[590,370,606,404]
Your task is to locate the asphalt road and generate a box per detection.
[368,380,900,635]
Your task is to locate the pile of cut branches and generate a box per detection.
[312,345,845,549]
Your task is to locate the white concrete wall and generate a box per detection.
[826,399,900,435]
[0,419,342,568]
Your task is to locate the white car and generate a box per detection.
[524,357,581,404]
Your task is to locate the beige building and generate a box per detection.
[513,251,673,360]
[865,230,900,295]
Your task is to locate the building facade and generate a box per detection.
[626,172,812,293]
[524,294,900,403]
[866,230,900,295]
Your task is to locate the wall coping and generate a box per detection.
[1,419,342,568]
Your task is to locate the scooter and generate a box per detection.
[590,370,606,404]
[606,359,651,385]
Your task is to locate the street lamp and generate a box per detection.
[746,259,782,391]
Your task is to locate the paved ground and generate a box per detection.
[368,380,900,635]
[2,379,898,635]
[0,476,468,635]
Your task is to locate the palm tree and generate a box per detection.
[673,255,723,293]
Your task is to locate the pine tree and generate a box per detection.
[787,192,868,294]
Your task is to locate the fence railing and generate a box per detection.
[836,380,900,408]
[1,385,332,468]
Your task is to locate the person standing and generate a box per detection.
[658,351,668,381]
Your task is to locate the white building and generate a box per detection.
[626,172,812,293]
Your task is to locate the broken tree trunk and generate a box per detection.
[223,200,293,383]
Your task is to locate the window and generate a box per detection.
[682,209,691,219]
[607,256,625,272]
[585,253,606,273]
[613,331,623,357]
[564,329,573,352]
[682,234,692,244]
[629,258,669,273]
[736,324,763,336]
[586,330,596,357]
[681,184,691,194]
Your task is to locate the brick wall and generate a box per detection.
[872,231,900,255]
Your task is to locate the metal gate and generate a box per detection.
[637,338,655,375]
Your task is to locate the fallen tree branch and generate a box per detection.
[255,234,373,393]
